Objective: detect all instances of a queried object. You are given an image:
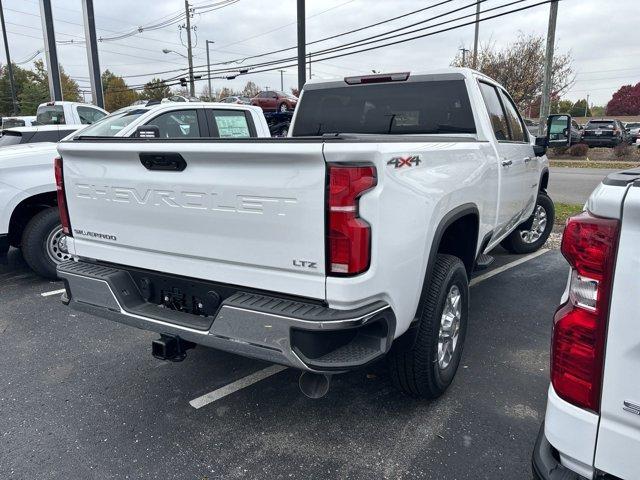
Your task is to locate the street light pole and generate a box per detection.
[297,0,305,91]
[184,0,195,97]
[539,0,558,136]
[206,40,214,100]
[81,0,104,108]
[472,1,480,69]
[279,69,284,91]
[39,0,63,101]
[0,0,18,114]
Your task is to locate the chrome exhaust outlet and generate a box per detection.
[298,372,331,399]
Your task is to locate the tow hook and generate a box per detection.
[298,372,331,399]
[152,335,195,362]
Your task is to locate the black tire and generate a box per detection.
[21,207,68,279]
[501,191,555,254]
[388,254,469,398]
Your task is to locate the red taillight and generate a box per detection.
[551,211,619,411]
[54,156,72,236]
[327,164,376,276]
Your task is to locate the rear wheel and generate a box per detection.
[388,254,468,398]
[21,207,70,279]
[501,191,554,254]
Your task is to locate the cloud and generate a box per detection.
[5,0,637,106]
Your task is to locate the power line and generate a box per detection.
[102,0,559,93]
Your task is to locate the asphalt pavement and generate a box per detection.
[547,167,618,204]
[0,248,567,479]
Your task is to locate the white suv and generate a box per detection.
[533,168,640,480]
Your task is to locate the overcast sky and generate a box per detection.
[2,0,638,106]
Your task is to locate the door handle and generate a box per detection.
[523,156,532,163]
[501,159,513,167]
[140,152,187,171]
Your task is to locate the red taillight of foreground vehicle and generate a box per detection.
[551,211,619,412]
[54,156,72,236]
[327,164,376,276]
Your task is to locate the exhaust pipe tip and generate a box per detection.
[298,371,331,399]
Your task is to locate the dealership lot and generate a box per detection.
[1,248,565,479]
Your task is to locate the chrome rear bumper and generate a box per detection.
[58,260,395,372]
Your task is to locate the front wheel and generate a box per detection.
[278,102,288,113]
[501,192,555,254]
[388,254,469,398]
[21,207,71,279]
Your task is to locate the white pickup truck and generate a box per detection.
[55,68,571,398]
[533,168,640,480]
[1,102,269,278]
[34,101,108,126]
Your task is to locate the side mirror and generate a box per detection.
[547,114,572,148]
[135,125,160,138]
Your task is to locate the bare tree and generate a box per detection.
[452,33,574,112]
[241,81,260,98]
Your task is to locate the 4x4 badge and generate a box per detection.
[387,155,422,169]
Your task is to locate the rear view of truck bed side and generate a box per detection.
[56,134,496,371]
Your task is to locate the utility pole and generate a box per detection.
[81,0,104,108]
[584,94,590,117]
[459,47,470,67]
[297,0,305,91]
[0,0,17,114]
[206,40,214,100]
[184,0,195,97]
[538,0,558,136]
[279,69,284,91]
[308,53,312,79]
[39,0,63,101]
[472,1,480,69]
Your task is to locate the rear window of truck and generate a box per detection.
[292,80,475,136]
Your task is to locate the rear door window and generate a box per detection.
[206,109,254,138]
[292,79,476,136]
[498,89,527,142]
[145,109,202,138]
[479,82,509,141]
[77,106,107,124]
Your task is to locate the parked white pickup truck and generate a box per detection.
[0,102,269,278]
[35,101,107,126]
[56,68,571,398]
[533,168,640,480]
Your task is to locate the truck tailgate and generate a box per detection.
[57,140,327,299]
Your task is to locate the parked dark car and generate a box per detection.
[625,122,640,144]
[581,119,628,147]
[219,96,251,104]
[251,91,298,112]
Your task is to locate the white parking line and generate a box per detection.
[189,364,288,409]
[40,288,66,297]
[470,248,550,287]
